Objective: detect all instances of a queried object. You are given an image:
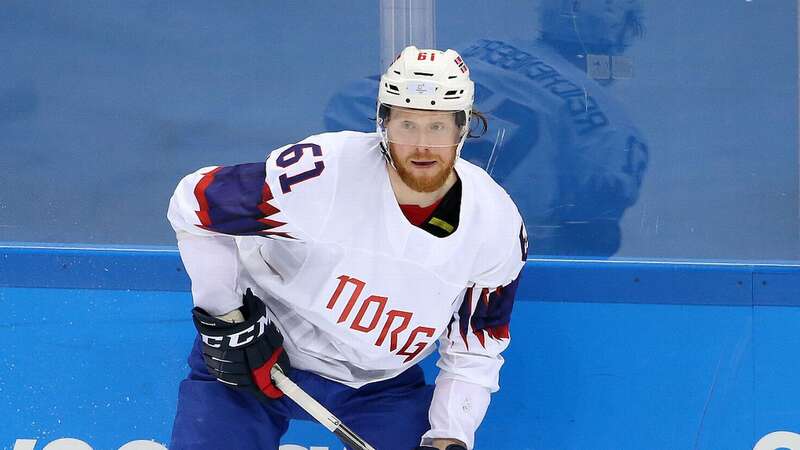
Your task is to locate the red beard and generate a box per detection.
[391,148,456,193]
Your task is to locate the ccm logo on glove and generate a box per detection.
[198,315,271,348]
[192,288,291,402]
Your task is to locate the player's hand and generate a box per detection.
[191,288,291,402]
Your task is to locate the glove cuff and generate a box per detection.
[251,346,287,399]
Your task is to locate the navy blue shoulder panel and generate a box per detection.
[193,163,291,238]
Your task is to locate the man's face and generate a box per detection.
[385,108,461,193]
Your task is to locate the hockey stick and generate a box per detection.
[270,366,377,450]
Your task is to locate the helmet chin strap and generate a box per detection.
[379,140,398,170]
[377,116,398,170]
[453,128,469,159]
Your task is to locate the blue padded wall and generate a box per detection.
[1,247,798,450]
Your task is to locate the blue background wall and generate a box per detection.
[1,246,798,449]
[1,0,797,260]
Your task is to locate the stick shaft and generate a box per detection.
[270,366,377,450]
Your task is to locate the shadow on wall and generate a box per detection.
[324,0,649,257]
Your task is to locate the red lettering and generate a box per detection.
[417,52,427,61]
[375,309,413,351]
[350,295,387,332]
[397,326,436,362]
[326,275,366,324]
[327,275,437,361]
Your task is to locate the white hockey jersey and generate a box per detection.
[168,131,526,448]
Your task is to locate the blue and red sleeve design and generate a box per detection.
[193,163,293,238]
[449,275,520,350]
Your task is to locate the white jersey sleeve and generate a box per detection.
[167,164,278,315]
[166,132,347,314]
[423,193,527,449]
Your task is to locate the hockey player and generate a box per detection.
[167,46,526,450]
[324,0,649,257]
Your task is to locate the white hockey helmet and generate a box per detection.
[376,46,475,162]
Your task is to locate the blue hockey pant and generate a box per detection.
[170,337,434,449]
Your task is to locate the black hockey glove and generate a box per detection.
[415,446,468,450]
[192,288,291,402]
